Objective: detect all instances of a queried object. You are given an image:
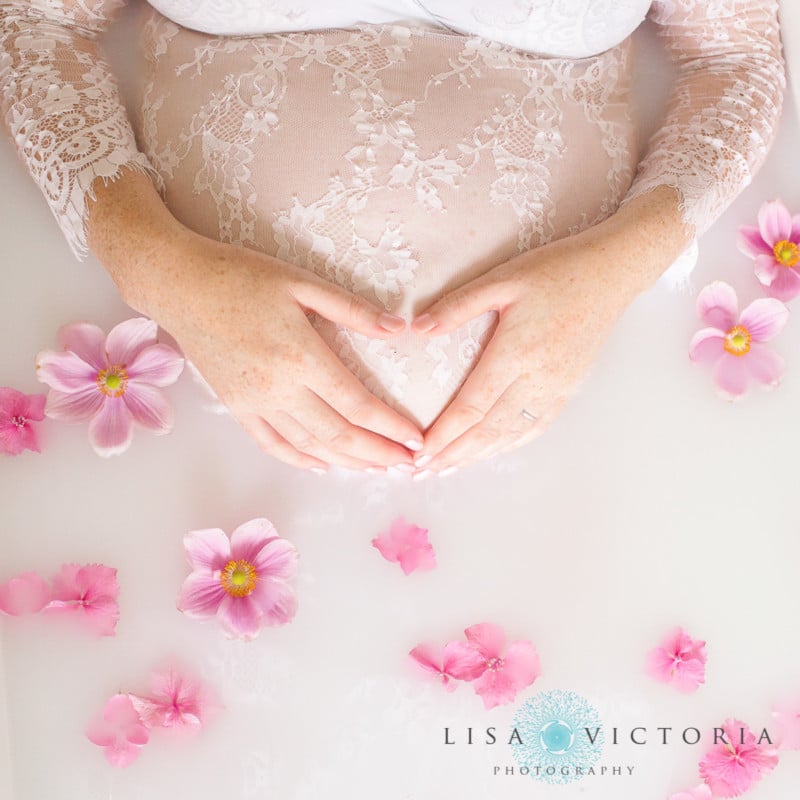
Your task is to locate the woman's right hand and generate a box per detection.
[87,170,424,473]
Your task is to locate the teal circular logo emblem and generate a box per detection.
[512,689,604,784]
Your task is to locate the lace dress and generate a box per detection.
[0,0,786,428]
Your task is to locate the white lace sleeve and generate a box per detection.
[624,0,785,236]
[0,0,163,260]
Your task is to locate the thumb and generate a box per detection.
[290,275,407,336]
[411,274,515,336]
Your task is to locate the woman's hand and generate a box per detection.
[87,170,424,473]
[410,187,691,474]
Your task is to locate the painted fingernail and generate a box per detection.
[405,439,424,451]
[310,467,327,475]
[412,314,437,333]
[414,454,432,468]
[439,466,458,477]
[412,469,434,482]
[378,312,407,333]
[366,466,386,475]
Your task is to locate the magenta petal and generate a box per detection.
[502,641,541,690]
[398,543,436,575]
[696,282,738,330]
[792,215,800,242]
[36,349,97,392]
[183,529,231,572]
[372,534,401,563]
[760,266,800,302]
[464,623,506,659]
[217,594,263,640]
[472,666,518,710]
[409,644,441,674]
[736,225,773,258]
[45,386,105,422]
[177,571,226,618]
[105,318,159,366]
[754,254,780,285]
[689,329,725,366]
[122,383,174,433]
[250,578,297,626]
[671,658,706,693]
[442,640,487,681]
[127,344,184,387]
[739,298,788,341]
[0,419,40,455]
[57,322,107,370]
[230,518,279,564]
[251,537,298,581]
[758,200,793,246]
[646,647,676,683]
[88,398,134,457]
[744,342,784,387]
[712,353,750,398]
[0,572,50,615]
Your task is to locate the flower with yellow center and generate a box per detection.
[220,559,258,597]
[96,366,129,397]
[723,325,752,357]
[773,239,799,268]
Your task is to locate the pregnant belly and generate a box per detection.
[134,13,638,429]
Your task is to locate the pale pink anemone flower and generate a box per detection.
[770,698,800,750]
[689,282,788,399]
[0,388,46,455]
[44,563,120,637]
[462,623,541,710]
[699,719,779,797]
[646,627,707,694]
[35,318,184,457]
[129,667,216,730]
[409,641,486,692]
[372,517,437,575]
[669,785,713,800]
[737,199,800,301]
[87,694,150,767]
[177,518,299,641]
[0,571,50,615]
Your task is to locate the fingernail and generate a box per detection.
[365,466,386,475]
[439,466,458,477]
[412,314,437,333]
[378,312,406,333]
[414,454,432,468]
[412,469,434,482]
[394,463,416,473]
[404,439,424,451]
[310,467,327,475]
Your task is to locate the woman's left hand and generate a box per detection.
[409,220,664,474]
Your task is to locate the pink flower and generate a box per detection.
[689,282,788,399]
[372,517,436,575]
[646,627,707,694]
[699,719,779,797]
[36,319,184,457]
[770,698,800,750]
[0,388,46,455]
[670,785,713,800]
[737,200,800,301]
[462,623,541,710]
[86,694,149,767]
[409,641,487,691]
[44,564,120,637]
[129,667,215,729]
[177,518,299,641]
[0,571,50,615]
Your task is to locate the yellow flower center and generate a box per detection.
[774,240,799,267]
[724,325,752,357]
[96,366,128,397]
[220,560,258,597]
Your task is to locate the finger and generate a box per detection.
[290,275,407,337]
[303,335,424,452]
[270,410,387,473]
[410,273,517,337]
[235,413,329,472]
[296,389,418,468]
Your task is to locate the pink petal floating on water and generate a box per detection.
[645,627,707,694]
[86,694,149,768]
[0,388,46,456]
[372,517,437,575]
[129,666,216,730]
[770,698,800,750]
[44,563,120,637]
[0,571,50,615]
[409,641,487,691]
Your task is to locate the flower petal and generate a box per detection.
[739,298,789,341]
[771,699,800,750]
[36,349,97,392]
[88,398,134,457]
[250,578,297,626]
[502,641,541,691]
[754,253,781,285]
[122,383,174,434]
[744,342,784,387]
[57,322,107,371]
[0,572,50,615]
[217,594,264,640]
[736,225,773,258]
[442,640,487,681]
[464,622,506,660]
[105,318,158,366]
[45,386,105,422]
[471,665,518,710]
[759,265,800,302]
[689,329,725,367]
[712,353,751,398]
[127,344,184,387]
[758,200,793,246]
[696,282,738,330]
[177,571,226,618]
[184,529,231,572]
[230,518,279,564]
[252,537,298,580]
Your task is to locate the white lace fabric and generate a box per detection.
[0,0,786,425]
